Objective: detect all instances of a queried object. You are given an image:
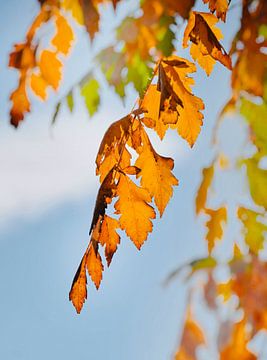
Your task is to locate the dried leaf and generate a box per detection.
[98,215,120,266]
[183,12,232,75]
[69,253,87,314]
[203,0,229,22]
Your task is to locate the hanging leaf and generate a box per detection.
[69,253,87,314]
[183,12,232,75]
[80,77,100,116]
[203,0,229,22]
[196,163,214,214]
[205,207,227,253]
[115,173,156,249]
[135,128,178,216]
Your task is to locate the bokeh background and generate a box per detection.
[0,1,242,359]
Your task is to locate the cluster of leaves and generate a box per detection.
[169,0,267,359]
[8,0,267,358]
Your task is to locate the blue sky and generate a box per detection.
[0,1,242,359]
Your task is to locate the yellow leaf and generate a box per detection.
[217,280,233,302]
[87,241,103,289]
[183,12,232,75]
[69,253,87,314]
[30,73,47,100]
[238,207,267,254]
[98,215,120,266]
[195,163,214,214]
[62,0,84,25]
[203,0,229,22]
[115,173,156,249]
[135,129,178,216]
[205,207,227,253]
[39,50,62,90]
[52,12,74,55]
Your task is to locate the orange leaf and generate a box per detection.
[10,77,30,127]
[195,163,214,214]
[39,50,62,90]
[220,320,256,360]
[203,0,229,22]
[30,73,47,100]
[98,215,120,266]
[89,168,117,234]
[142,57,204,146]
[52,12,74,55]
[205,207,227,253]
[175,311,205,360]
[69,253,87,314]
[87,241,103,289]
[135,129,178,216]
[96,115,132,181]
[9,44,35,70]
[183,12,232,75]
[115,173,156,249]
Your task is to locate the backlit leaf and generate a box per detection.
[135,128,178,216]
[87,240,103,289]
[39,50,62,90]
[205,207,227,253]
[183,12,232,75]
[203,0,229,22]
[69,253,87,314]
[196,163,214,214]
[115,173,156,249]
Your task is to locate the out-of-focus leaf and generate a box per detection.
[66,91,74,112]
[52,102,61,125]
[80,78,100,116]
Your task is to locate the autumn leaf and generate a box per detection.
[220,320,257,360]
[135,128,178,216]
[203,0,229,22]
[98,215,121,266]
[205,207,227,253]
[96,115,132,181]
[183,12,232,75]
[39,50,62,90]
[69,253,87,314]
[10,77,30,127]
[141,56,204,146]
[9,44,35,70]
[30,73,47,100]
[245,157,267,210]
[238,207,267,254]
[115,173,156,249]
[80,0,100,39]
[89,168,117,234]
[87,240,103,289]
[195,163,214,214]
[52,11,74,55]
[175,311,205,360]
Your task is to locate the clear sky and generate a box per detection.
[0,1,241,359]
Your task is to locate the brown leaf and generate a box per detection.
[203,0,229,22]
[183,12,232,75]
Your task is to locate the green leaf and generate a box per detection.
[80,78,100,117]
[66,91,74,112]
[244,157,267,210]
[127,53,153,96]
[240,98,267,156]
